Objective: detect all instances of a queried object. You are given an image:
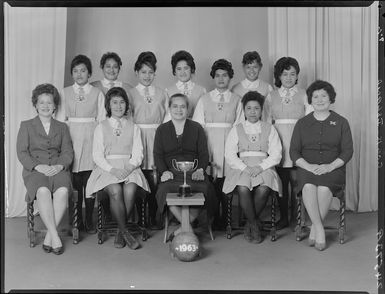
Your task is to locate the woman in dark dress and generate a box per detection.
[154,93,217,237]
[17,84,74,255]
[290,80,353,251]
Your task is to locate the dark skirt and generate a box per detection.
[155,174,218,217]
[296,166,346,195]
[23,169,73,203]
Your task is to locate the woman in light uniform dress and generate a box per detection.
[193,58,243,228]
[56,54,106,234]
[86,87,149,250]
[263,57,313,229]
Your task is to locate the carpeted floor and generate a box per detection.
[4,210,378,293]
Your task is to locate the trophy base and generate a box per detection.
[178,185,192,197]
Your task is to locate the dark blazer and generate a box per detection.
[153,119,209,175]
[16,116,74,177]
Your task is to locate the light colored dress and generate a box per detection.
[86,117,150,197]
[56,83,106,172]
[231,78,273,99]
[263,86,313,167]
[192,89,243,178]
[128,84,167,170]
[223,120,282,195]
[90,79,133,96]
[165,80,206,118]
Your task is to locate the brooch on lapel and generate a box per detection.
[249,134,258,142]
[145,96,153,104]
[282,96,293,105]
[217,103,224,111]
[330,121,336,126]
[113,128,122,136]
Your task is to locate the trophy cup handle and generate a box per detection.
[193,159,198,171]
[172,159,179,171]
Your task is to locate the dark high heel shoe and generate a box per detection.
[114,231,126,248]
[42,244,52,253]
[122,231,140,250]
[51,246,64,255]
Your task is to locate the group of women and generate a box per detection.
[16,49,353,255]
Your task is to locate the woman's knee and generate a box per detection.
[53,187,69,201]
[36,187,51,199]
[123,183,137,199]
[317,186,332,197]
[106,184,123,201]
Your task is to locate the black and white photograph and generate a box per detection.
[2,1,381,293]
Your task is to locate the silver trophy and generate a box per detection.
[172,159,198,197]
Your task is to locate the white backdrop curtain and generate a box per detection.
[268,3,378,211]
[4,3,67,217]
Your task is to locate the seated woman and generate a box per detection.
[290,80,353,251]
[223,91,282,244]
[86,87,150,250]
[154,93,218,239]
[17,83,74,255]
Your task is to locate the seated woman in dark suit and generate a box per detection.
[154,93,218,238]
[16,84,74,255]
[290,80,353,251]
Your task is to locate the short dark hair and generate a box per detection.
[168,93,189,109]
[100,52,122,69]
[306,80,336,104]
[71,54,92,76]
[31,83,61,109]
[242,51,262,68]
[105,87,130,117]
[210,59,234,79]
[241,91,265,111]
[273,57,300,88]
[171,50,196,76]
[134,51,157,72]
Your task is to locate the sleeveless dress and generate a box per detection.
[166,83,206,118]
[265,88,307,167]
[62,86,101,172]
[199,92,241,178]
[231,79,272,99]
[128,86,167,170]
[223,122,282,195]
[86,119,150,197]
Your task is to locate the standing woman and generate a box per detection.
[165,50,206,118]
[231,51,273,98]
[17,84,74,254]
[91,52,133,96]
[86,87,150,250]
[223,91,282,243]
[56,54,106,234]
[128,51,168,228]
[263,57,313,229]
[290,80,353,250]
[193,58,243,228]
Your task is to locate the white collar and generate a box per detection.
[73,83,91,92]
[279,85,298,97]
[241,79,260,89]
[109,116,126,127]
[102,78,122,88]
[243,120,262,133]
[176,80,194,90]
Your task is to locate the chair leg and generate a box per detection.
[226,193,233,239]
[163,209,169,243]
[270,193,277,242]
[71,190,79,244]
[27,202,36,248]
[339,196,346,244]
[97,199,104,244]
[141,197,148,241]
[295,193,302,241]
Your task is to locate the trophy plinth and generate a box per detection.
[172,159,198,197]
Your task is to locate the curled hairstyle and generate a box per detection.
[105,87,130,117]
[168,93,189,109]
[32,83,61,109]
[171,50,196,75]
[210,59,234,79]
[100,52,122,69]
[241,91,265,111]
[134,51,157,72]
[273,57,300,88]
[242,51,263,68]
[306,80,336,104]
[71,54,92,75]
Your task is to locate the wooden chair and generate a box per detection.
[295,186,346,244]
[163,192,215,243]
[27,190,79,247]
[224,190,279,241]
